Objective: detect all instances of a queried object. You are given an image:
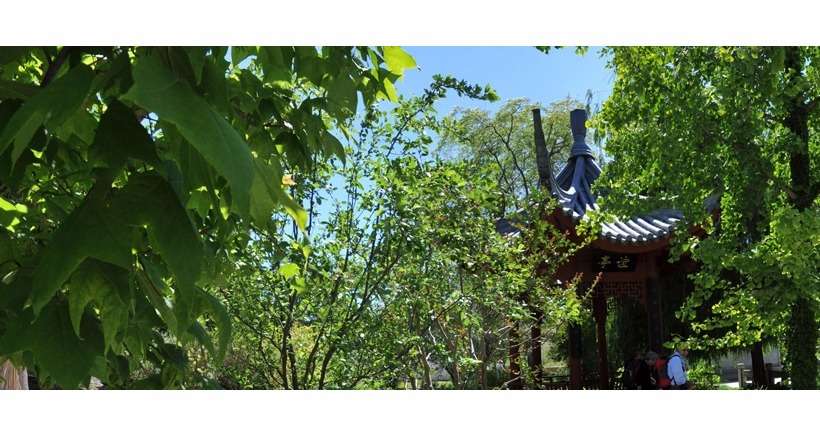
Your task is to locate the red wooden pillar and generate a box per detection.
[593,293,610,389]
[645,254,663,352]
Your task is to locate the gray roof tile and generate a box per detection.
[546,109,684,245]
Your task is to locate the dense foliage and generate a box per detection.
[3,46,814,390]
[0,46,418,387]
[596,46,819,388]
[204,83,593,389]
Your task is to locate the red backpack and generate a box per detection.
[656,358,671,389]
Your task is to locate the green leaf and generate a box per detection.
[276,131,310,169]
[122,290,163,363]
[68,265,101,338]
[382,77,399,102]
[0,275,32,355]
[0,196,27,232]
[91,51,133,96]
[322,131,346,163]
[188,321,215,355]
[295,47,324,85]
[136,257,178,334]
[32,172,202,320]
[198,288,232,361]
[171,135,216,194]
[326,73,358,119]
[249,159,283,225]
[31,181,133,314]
[0,80,37,99]
[116,174,203,289]
[0,47,30,66]
[54,109,97,144]
[200,56,230,114]
[98,291,130,354]
[185,186,211,219]
[230,46,256,67]
[250,159,307,230]
[257,47,292,84]
[183,47,208,85]
[282,195,308,232]
[31,299,104,388]
[367,48,381,80]
[382,47,416,75]
[68,260,130,349]
[115,174,203,330]
[122,55,255,217]
[277,262,300,280]
[88,100,158,170]
[291,276,307,295]
[0,308,33,356]
[0,64,94,164]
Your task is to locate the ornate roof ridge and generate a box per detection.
[547,109,684,245]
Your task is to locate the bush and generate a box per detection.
[687,360,721,390]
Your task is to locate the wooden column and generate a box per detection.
[568,322,583,389]
[645,254,663,352]
[593,294,609,389]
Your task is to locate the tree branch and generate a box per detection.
[41,47,71,88]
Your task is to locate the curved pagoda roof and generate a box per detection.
[547,109,683,245]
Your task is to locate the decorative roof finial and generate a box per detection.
[570,109,593,158]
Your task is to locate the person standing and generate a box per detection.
[622,351,643,389]
[635,351,660,389]
[667,346,690,390]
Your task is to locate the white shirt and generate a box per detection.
[667,352,688,386]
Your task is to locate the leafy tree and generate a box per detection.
[208,76,591,390]
[441,97,598,213]
[207,76,509,389]
[439,97,603,388]
[0,46,418,388]
[596,46,819,388]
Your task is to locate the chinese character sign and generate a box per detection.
[595,253,636,272]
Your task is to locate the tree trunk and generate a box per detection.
[508,321,523,389]
[783,46,818,390]
[751,341,767,389]
[478,362,487,390]
[435,319,461,388]
[528,306,544,388]
[787,297,818,389]
[418,346,433,390]
[447,364,461,389]
[480,331,492,389]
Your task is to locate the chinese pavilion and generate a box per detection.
[499,108,697,389]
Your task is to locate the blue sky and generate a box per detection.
[311,47,617,230]
[394,46,615,115]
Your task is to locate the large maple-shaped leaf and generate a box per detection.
[0,64,94,164]
[122,55,255,217]
[31,182,132,314]
[33,300,104,388]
